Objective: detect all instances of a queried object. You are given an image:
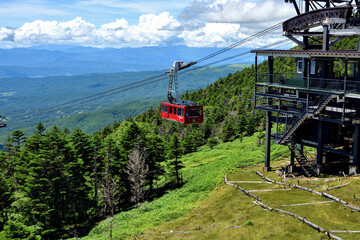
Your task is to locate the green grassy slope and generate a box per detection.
[82,134,288,240]
[143,164,360,240]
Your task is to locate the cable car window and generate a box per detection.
[181,109,184,116]
[173,107,177,114]
[188,108,202,116]
[178,108,181,115]
[162,105,168,113]
[169,107,173,114]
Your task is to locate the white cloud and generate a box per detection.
[177,0,295,47]
[179,23,245,47]
[0,0,296,49]
[95,12,179,47]
[0,27,15,41]
[7,17,96,46]
[180,0,295,24]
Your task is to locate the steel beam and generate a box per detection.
[292,0,300,15]
[285,35,305,49]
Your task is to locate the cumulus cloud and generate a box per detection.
[95,12,179,47]
[179,23,245,47]
[0,27,15,41]
[178,0,296,47]
[0,0,296,48]
[179,0,294,24]
[1,17,96,47]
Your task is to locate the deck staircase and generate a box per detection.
[287,143,319,177]
[278,93,335,145]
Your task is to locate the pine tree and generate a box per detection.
[145,134,165,191]
[101,137,126,211]
[167,135,184,186]
[119,122,144,155]
[0,174,13,231]
[11,130,25,149]
[91,132,104,200]
[70,127,94,176]
[22,125,96,238]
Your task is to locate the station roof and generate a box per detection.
[251,49,360,59]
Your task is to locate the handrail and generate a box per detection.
[278,93,333,144]
[256,73,359,93]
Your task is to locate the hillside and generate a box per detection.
[140,158,360,240]
[82,134,289,239]
[2,37,359,240]
[1,64,249,140]
[0,60,266,239]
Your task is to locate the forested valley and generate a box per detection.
[2,35,356,239]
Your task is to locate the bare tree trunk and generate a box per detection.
[101,144,119,240]
[125,143,149,206]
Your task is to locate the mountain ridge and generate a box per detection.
[0,46,252,77]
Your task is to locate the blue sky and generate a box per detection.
[0,0,296,48]
[1,0,194,27]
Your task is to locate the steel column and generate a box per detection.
[353,124,359,166]
[268,56,273,83]
[255,55,258,83]
[265,56,274,170]
[323,25,329,51]
[345,59,348,92]
[265,110,272,169]
[342,60,348,121]
[254,55,258,108]
[317,120,324,165]
[350,124,360,175]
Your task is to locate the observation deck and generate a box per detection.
[253,49,360,175]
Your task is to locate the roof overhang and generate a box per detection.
[251,49,360,59]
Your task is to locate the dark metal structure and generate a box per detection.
[254,0,360,175]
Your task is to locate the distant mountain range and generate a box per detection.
[0,64,250,140]
[0,46,252,77]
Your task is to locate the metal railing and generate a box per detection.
[276,93,333,144]
[256,73,360,94]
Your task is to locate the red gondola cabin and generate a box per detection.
[161,102,203,124]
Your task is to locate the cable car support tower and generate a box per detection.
[253,0,360,175]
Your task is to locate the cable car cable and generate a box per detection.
[195,22,283,64]
[181,39,291,76]
[9,23,288,121]
[10,38,291,120]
